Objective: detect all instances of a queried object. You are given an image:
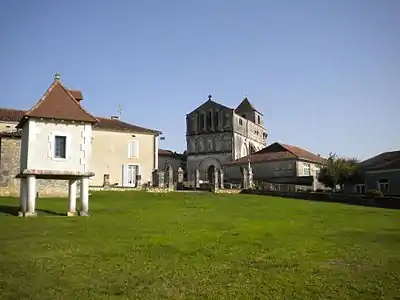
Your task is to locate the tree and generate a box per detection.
[317,153,363,191]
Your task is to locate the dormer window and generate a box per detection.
[54,135,67,159]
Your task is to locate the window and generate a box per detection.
[257,115,261,124]
[303,163,310,176]
[214,111,219,128]
[239,119,243,126]
[378,179,389,194]
[207,111,212,128]
[355,184,365,194]
[199,114,205,130]
[128,140,139,158]
[54,135,66,159]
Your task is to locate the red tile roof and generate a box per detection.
[226,142,326,165]
[0,108,160,135]
[17,79,98,128]
[158,149,185,158]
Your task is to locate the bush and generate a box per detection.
[316,188,324,192]
[365,189,383,197]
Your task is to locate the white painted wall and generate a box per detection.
[21,119,92,173]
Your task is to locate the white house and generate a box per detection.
[16,73,98,217]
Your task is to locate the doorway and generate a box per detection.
[207,165,215,183]
[123,164,139,187]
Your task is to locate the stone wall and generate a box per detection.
[0,137,68,197]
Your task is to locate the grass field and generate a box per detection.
[0,191,399,299]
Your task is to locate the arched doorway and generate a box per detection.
[207,165,215,183]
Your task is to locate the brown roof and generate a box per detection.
[16,79,98,128]
[0,108,160,135]
[226,142,326,165]
[95,117,161,135]
[68,90,83,101]
[360,150,400,171]
[158,149,185,158]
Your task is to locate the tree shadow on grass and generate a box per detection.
[0,205,64,216]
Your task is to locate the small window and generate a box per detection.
[214,111,219,128]
[199,114,205,130]
[54,135,67,159]
[355,184,365,194]
[257,115,261,124]
[239,119,243,126]
[128,140,139,158]
[207,111,212,128]
[303,164,310,176]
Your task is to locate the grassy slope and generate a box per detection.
[0,192,399,300]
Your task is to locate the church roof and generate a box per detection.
[16,73,98,128]
[235,97,263,116]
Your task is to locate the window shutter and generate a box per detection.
[128,140,139,158]
[48,134,53,158]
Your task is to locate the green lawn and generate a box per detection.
[0,192,399,300]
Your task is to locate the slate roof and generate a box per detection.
[226,142,326,165]
[360,150,400,171]
[158,149,185,158]
[16,78,97,128]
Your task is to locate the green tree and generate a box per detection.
[317,153,362,191]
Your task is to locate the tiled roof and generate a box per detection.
[158,149,185,158]
[0,108,160,135]
[226,142,326,165]
[360,150,400,171]
[17,78,98,128]
[95,117,161,135]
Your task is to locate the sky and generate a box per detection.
[0,0,399,160]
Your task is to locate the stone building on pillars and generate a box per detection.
[16,73,98,217]
[186,95,267,183]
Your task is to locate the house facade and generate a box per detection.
[186,95,267,182]
[0,77,161,196]
[345,150,400,195]
[224,142,326,191]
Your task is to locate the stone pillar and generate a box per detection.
[242,168,248,189]
[248,165,254,189]
[194,169,200,189]
[25,175,37,217]
[165,165,173,189]
[67,180,77,216]
[136,174,142,188]
[219,169,224,189]
[152,170,164,188]
[212,169,219,192]
[103,174,110,188]
[18,177,27,217]
[79,177,89,216]
[177,167,184,190]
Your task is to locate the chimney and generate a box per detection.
[111,115,120,120]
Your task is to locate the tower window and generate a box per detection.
[257,115,261,124]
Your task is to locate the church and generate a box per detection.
[186,95,267,182]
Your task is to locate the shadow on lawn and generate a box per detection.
[0,205,64,216]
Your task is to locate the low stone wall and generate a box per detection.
[89,186,173,193]
[214,189,242,194]
[241,189,400,209]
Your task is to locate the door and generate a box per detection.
[123,164,139,187]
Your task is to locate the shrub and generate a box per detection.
[365,189,383,197]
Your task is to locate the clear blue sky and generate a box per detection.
[0,0,399,160]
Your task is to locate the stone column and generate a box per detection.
[79,177,89,216]
[219,169,224,189]
[248,165,254,189]
[165,165,173,189]
[212,169,219,192]
[177,167,184,190]
[194,169,200,189]
[242,168,248,189]
[18,177,27,217]
[25,175,37,217]
[67,180,77,216]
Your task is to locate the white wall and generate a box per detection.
[21,119,91,173]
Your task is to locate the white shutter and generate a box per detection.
[128,140,139,158]
[47,133,53,158]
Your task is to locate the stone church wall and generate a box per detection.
[0,137,68,197]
